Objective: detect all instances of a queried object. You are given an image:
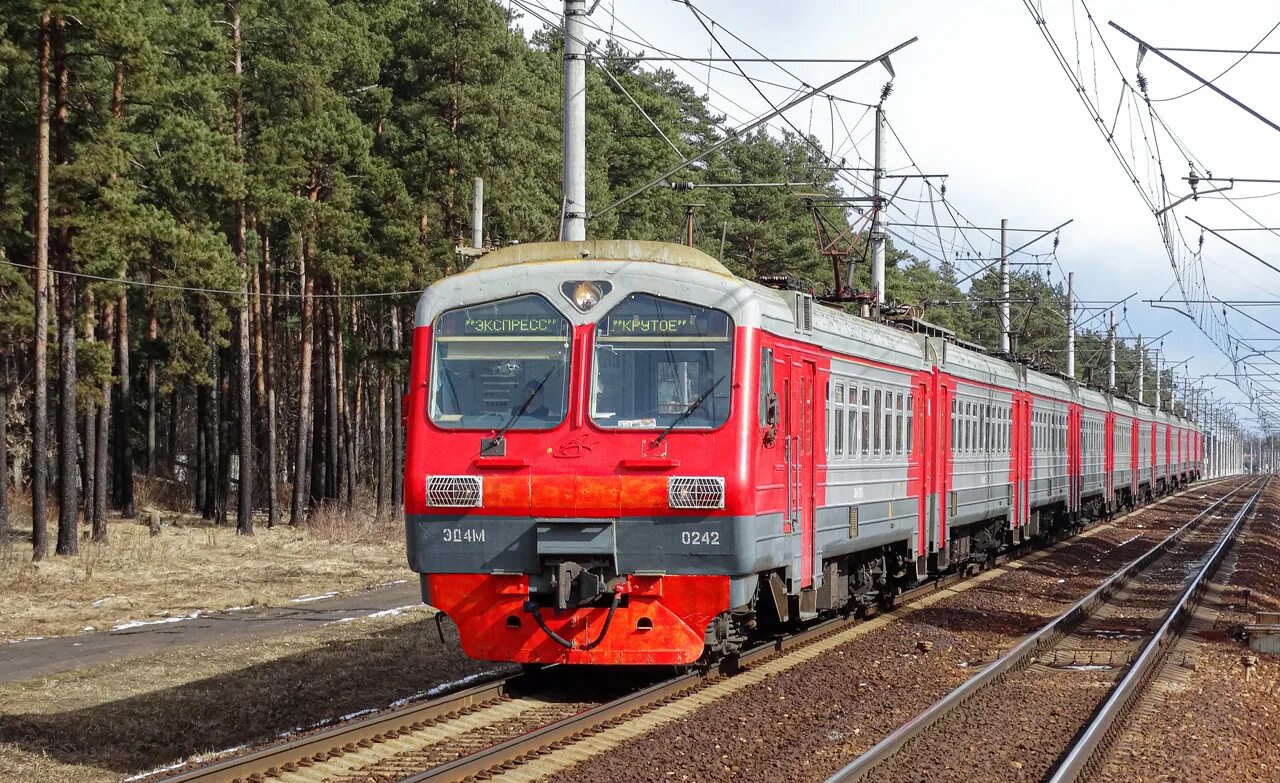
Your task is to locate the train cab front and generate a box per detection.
[404,248,752,666]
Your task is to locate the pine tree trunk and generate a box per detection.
[259,225,279,528]
[31,8,52,562]
[114,292,134,517]
[324,288,339,503]
[196,382,209,516]
[167,387,179,479]
[343,294,358,501]
[146,268,157,478]
[375,305,388,522]
[391,304,403,513]
[81,293,95,521]
[311,341,326,504]
[93,302,112,543]
[289,227,316,526]
[250,229,266,509]
[230,4,253,535]
[0,380,7,542]
[216,346,230,524]
[82,409,94,520]
[206,368,218,519]
[52,17,78,557]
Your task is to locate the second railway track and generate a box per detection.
[823,475,1266,783]
[154,478,1247,783]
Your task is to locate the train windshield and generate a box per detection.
[430,295,570,430]
[591,293,733,430]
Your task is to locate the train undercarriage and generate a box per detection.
[702,473,1201,664]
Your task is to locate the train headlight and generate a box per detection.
[561,280,611,312]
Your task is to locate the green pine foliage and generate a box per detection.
[0,0,1145,542]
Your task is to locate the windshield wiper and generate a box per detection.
[486,367,555,449]
[651,375,724,447]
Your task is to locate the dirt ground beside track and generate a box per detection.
[554,482,1249,783]
[0,512,408,642]
[0,611,496,783]
[1094,478,1280,783]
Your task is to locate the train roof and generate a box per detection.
[468,240,736,278]
[425,241,1197,430]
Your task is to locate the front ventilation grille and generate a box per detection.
[426,475,483,508]
[668,476,726,509]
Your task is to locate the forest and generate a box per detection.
[0,0,1161,560]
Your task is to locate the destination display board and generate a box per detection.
[600,294,730,339]
[459,316,563,336]
[436,294,568,338]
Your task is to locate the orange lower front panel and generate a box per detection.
[426,573,730,665]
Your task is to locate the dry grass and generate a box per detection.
[0,609,495,783]
[0,491,410,641]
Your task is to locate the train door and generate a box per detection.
[1014,394,1031,530]
[913,376,929,560]
[934,377,953,551]
[780,354,817,589]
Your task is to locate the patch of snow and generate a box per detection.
[422,670,498,699]
[365,605,421,620]
[122,745,248,782]
[323,604,424,626]
[111,611,202,632]
[1063,664,1113,671]
[81,625,96,632]
[388,689,433,708]
[371,579,409,589]
[221,605,254,613]
[291,591,339,604]
[6,636,45,644]
[1056,579,1066,584]
[90,596,113,607]
[387,670,506,709]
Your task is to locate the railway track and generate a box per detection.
[1047,475,1272,783]
[821,475,1266,783]
[152,478,1240,783]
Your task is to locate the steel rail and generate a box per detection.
[155,478,1231,783]
[401,479,1238,783]
[822,475,1260,783]
[1047,477,1269,783]
[399,575,975,783]
[157,669,519,783]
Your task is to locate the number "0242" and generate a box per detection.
[680,530,720,546]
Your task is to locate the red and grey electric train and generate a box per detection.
[405,240,1201,666]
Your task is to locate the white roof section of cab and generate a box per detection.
[467,240,736,277]
[414,240,778,328]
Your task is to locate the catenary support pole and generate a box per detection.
[871,103,886,305]
[560,0,587,241]
[999,218,1010,354]
[1154,350,1162,411]
[471,177,484,249]
[1066,271,1076,379]
[1108,309,1116,390]
[1136,336,1144,402]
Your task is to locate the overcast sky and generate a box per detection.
[517,0,1280,430]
